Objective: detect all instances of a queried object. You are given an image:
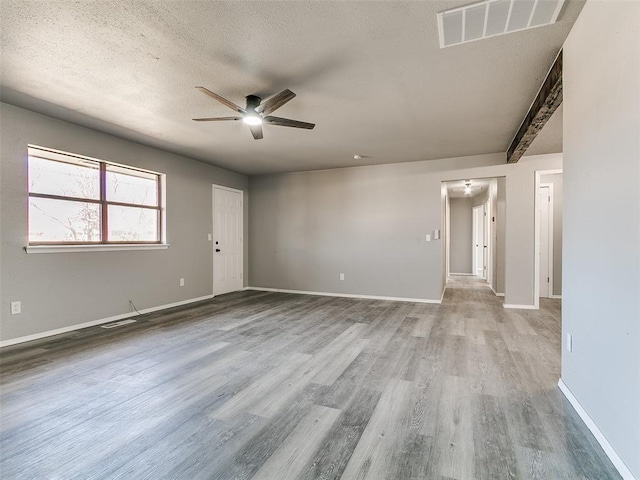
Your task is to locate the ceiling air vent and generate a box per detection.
[437,0,565,48]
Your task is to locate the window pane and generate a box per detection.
[29,197,101,243]
[29,155,100,199]
[108,205,158,242]
[106,165,158,206]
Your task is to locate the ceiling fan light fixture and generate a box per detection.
[194,87,315,139]
[243,115,262,126]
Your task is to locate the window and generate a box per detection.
[28,146,165,248]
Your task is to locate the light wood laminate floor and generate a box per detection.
[0,277,620,479]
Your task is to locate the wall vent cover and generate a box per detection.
[437,0,565,48]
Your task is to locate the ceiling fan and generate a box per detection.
[193,86,316,140]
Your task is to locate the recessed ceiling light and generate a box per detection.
[353,154,362,160]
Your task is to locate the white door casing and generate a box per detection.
[213,185,243,295]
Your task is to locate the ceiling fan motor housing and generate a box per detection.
[245,95,261,112]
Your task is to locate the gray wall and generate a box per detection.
[0,103,249,342]
[249,153,562,304]
[540,173,563,296]
[449,197,473,274]
[562,1,639,477]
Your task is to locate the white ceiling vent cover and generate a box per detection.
[437,0,565,48]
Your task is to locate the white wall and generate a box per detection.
[0,103,249,343]
[249,153,561,305]
[562,1,639,477]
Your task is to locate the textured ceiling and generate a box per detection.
[0,1,580,175]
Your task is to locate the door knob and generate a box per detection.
[216,249,221,252]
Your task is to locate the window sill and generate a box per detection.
[25,244,170,254]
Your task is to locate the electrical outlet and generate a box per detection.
[10,301,21,315]
[179,278,185,287]
[208,233,212,241]
[425,234,431,242]
[339,273,345,281]
[567,333,573,352]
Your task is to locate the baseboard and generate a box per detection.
[246,287,441,304]
[558,379,637,480]
[502,303,538,310]
[0,294,215,348]
[489,285,505,297]
[550,294,562,299]
[449,272,474,276]
[440,285,447,302]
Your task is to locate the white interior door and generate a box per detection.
[213,186,243,295]
[472,205,485,278]
[539,185,551,297]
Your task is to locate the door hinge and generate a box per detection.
[547,277,550,282]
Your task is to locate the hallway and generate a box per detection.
[0,281,619,479]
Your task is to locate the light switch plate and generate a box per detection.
[10,301,21,315]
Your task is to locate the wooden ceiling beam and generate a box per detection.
[507,50,563,164]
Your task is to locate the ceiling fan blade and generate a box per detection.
[264,116,315,130]
[192,116,242,122]
[257,89,296,115]
[249,123,263,140]
[195,87,246,113]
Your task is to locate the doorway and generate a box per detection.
[213,185,244,296]
[444,177,503,295]
[539,184,553,298]
[534,169,563,306]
